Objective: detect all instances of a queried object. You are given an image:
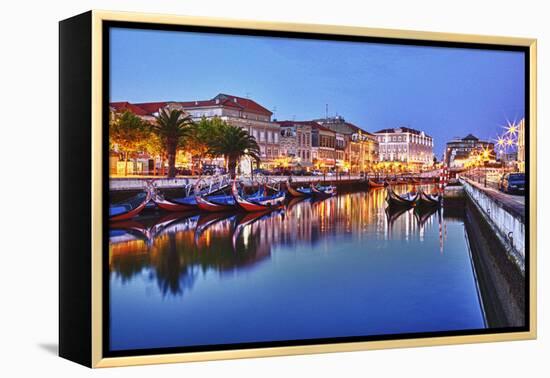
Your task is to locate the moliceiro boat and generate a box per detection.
[310,183,337,197]
[195,193,237,212]
[110,189,152,222]
[286,180,313,197]
[152,175,231,212]
[153,192,197,212]
[416,190,442,207]
[385,186,419,208]
[232,181,286,212]
[367,179,385,189]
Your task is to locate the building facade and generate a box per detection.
[311,123,337,171]
[444,134,495,168]
[276,121,313,169]
[316,116,379,173]
[134,93,281,169]
[375,127,434,171]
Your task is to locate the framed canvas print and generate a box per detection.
[59,10,537,368]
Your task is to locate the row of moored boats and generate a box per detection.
[110,177,337,222]
[110,176,442,222]
[385,185,442,209]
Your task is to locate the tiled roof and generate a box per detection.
[127,93,273,116]
[213,93,272,115]
[342,121,375,137]
[275,120,320,128]
[310,122,335,133]
[132,102,168,114]
[110,102,149,116]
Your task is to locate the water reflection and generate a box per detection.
[109,186,485,351]
[110,186,452,296]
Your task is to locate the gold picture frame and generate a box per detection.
[59,10,537,368]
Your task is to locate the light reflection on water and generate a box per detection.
[109,185,485,351]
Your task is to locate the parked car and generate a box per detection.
[499,173,525,194]
[311,170,323,176]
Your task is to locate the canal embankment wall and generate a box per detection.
[456,178,526,328]
[460,178,525,271]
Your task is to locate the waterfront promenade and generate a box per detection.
[460,177,525,217]
[110,170,441,191]
[460,177,526,270]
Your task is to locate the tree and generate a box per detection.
[151,108,194,178]
[187,117,223,175]
[210,124,260,178]
[109,110,150,176]
[140,132,165,176]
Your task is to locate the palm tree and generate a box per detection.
[151,108,194,178]
[210,124,260,178]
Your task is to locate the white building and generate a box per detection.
[135,93,281,168]
[374,126,434,170]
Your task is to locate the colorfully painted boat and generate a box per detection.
[152,177,232,212]
[232,181,286,212]
[310,183,336,197]
[153,192,197,212]
[416,190,442,207]
[195,193,237,212]
[367,179,385,189]
[286,180,313,197]
[109,190,152,222]
[385,186,419,208]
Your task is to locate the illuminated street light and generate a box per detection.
[504,120,518,137]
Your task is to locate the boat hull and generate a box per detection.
[287,182,312,197]
[416,190,442,207]
[368,179,385,189]
[385,187,419,208]
[195,195,236,212]
[110,191,151,222]
[153,196,197,212]
[232,182,285,212]
[311,184,336,197]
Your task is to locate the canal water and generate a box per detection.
[109,186,486,351]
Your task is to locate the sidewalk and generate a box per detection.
[463,178,525,222]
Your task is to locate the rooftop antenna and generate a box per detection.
[245,92,251,99]
[325,103,328,121]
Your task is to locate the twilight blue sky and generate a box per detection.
[110,28,525,157]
